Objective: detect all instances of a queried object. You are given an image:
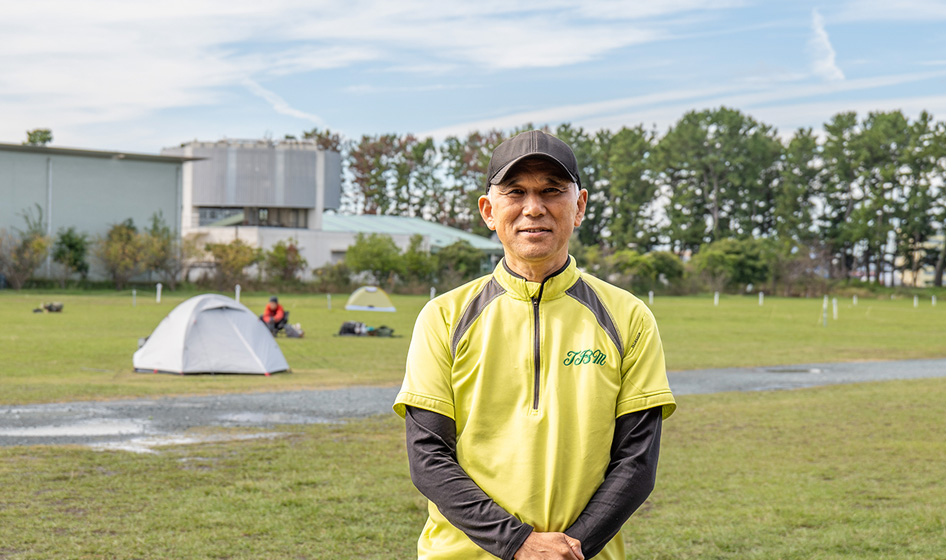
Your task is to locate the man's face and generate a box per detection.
[478,158,587,279]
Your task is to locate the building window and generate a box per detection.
[197,207,244,226]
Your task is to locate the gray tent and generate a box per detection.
[133,294,289,375]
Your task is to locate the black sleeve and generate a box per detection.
[564,407,663,558]
[405,406,534,560]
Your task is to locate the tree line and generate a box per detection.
[309,106,946,290]
[0,208,493,294]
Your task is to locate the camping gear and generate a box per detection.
[133,294,289,375]
[338,321,395,337]
[345,286,396,312]
[284,322,305,338]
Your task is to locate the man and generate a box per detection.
[393,130,676,560]
[260,296,288,336]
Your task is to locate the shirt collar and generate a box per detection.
[492,256,580,301]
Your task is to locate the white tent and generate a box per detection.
[133,294,289,375]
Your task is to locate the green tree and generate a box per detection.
[691,238,769,292]
[606,125,659,251]
[648,251,685,286]
[555,124,610,248]
[852,110,912,285]
[440,130,504,233]
[606,249,656,291]
[0,205,52,290]
[205,239,261,290]
[776,128,821,244]
[402,234,437,285]
[95,219,145,290]
[819,111,861,279]
[893,111,938,287]
[657,107,782,252]
[344,233,403,287]
[436,240,487,288]
[348,134,400,215]
[263,238,308,284]
[301,127,345,151]
[24,128,53,146]
[52,226,90,287]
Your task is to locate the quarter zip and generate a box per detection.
[531,282,546,410]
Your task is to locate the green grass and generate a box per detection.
[1,378,944,559]
[649,292,946,368]
[2,289,944,405]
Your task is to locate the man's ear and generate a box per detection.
[574,188,588,227]
[479,194,496,231]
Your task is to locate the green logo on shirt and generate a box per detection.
[563,349,607,366]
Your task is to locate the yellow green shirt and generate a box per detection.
[394,258,675,559]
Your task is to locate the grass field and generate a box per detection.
[1,378,944,559]
[1,289,944,405]
[1,288,945,559]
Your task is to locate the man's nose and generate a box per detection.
[522,193,546,217]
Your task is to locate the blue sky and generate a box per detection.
[2,0,945,154]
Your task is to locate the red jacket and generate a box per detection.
[262,303,285,322]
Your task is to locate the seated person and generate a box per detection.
[260,296,288,336]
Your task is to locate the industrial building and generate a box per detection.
[0,142,193,279]
[1,138,501,284]
[163,139,501,280]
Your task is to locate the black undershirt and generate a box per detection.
[405,406,663,559]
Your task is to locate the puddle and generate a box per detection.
[0,420,147,438]
[91,432,286,454]
[764,368,823,374]
[218,412,336,425]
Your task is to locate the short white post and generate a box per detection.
[914,295,919,308]
[430,287,436,300]
[853,295,858,306]
[649,291,654,305]
[933,295,937,307]
[759,291,764,306]
[714,292,719,306]
[234,284,241,303]
[832,297,838,320]
[327,293,332,310]
[132,289,137,307]
[822,295,828,327]
[156,283,162,303]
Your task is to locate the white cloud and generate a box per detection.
[808,9,844,82]
[0,0,731,146]
[243,79,325,125]
[420,70,946,140]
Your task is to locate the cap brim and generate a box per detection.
[488,154,579,187]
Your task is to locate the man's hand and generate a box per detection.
[514,531,583,560]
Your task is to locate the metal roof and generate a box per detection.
[0,142,202,163]
[321,214,503,253]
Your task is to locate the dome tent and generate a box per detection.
[345,286,396,312]
[133,294,289,375]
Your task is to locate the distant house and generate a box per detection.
[0,142,194,280]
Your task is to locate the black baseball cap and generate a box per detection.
[269,296,278,303]
[486,130,581,191]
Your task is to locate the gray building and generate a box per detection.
[0,142,193,279]
[162,139,341,233]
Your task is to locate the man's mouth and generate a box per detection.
[518,227,551,234]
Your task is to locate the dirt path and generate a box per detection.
[2,358,944,452]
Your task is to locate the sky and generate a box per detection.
[2,0,945,154]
